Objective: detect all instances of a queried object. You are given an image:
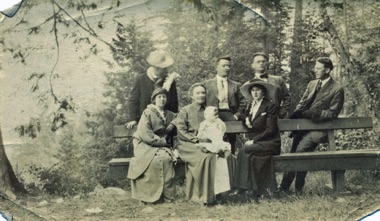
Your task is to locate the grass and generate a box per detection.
[10,170,377,221]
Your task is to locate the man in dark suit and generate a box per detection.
[125,50,179,129]
[279,57,345,192]
[249,52,291,119]
[203,56,245,154]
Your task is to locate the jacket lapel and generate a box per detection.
[227,79,234,104]
[314,79,334,103]
[209,78,219,100]
[251,100,267,121]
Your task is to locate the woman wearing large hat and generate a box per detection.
[125,50,179,129]
[233,79,281,202]
[127,88,177,203]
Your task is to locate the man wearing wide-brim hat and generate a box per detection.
[232,79,281,201]
[125,50,179,129]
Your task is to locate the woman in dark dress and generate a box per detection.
[176,83,235,205]
[233,79,281,201]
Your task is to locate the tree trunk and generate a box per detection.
[317,0,371,117]
[0,126,26,199]
[289,0,308,113]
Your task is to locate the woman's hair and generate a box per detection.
[188,82,207,98]
[249,84,266,96]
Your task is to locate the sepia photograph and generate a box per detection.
[0,0,379,220]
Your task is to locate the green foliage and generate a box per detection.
[335,128,380,151]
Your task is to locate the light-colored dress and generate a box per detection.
[176,103,216,204]
[127,104,176,203]
[197,118,231,194]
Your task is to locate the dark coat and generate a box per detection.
[252,74,291,118]
[128,73,178,122]
[203,77,246,119]
[243,99,281,155]
[295,78,344,122]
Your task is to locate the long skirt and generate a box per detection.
[233,145,277,195]
[215,156,230,194]
[130,149,175,202]
[177,140,216,204]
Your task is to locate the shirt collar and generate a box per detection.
[147,67,158,81]
[320,77,331,87]
[191,102,205,111]
[252,98,263,106]
[216,75,227,82]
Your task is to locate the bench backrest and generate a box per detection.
[113,117,373,151]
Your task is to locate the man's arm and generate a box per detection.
[126,74,141,128]
[234,82,247,120]
[316,87,345,121]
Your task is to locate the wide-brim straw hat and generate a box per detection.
[240,79,276,100]
[146,50,174,68]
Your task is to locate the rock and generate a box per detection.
[335,197,347,203]
[73,195,81,200]
[86,207,103,214]
[38,200,48,206]
[103,187,126,195]
[91,186,126,196]
[93,184,104,193]
[141,206,155,214]
[56,198,64,204]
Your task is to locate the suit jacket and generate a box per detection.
[252,74,291,118]
[203,77,245,119]
[128,73,178,122]
[295,78,344,122]
[243,99,281,155]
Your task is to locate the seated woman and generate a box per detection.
[127,88,177,204]
[176,83,233,205]
[233,79,281,201]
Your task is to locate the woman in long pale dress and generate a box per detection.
[127,88,177,203]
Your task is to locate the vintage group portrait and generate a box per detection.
[0,0,379,220]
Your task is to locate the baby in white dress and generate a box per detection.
[196,106,231,194]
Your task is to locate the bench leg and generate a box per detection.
[331,170,345,192]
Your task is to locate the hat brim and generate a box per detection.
[240,80,276,100]
[147,53,174,68]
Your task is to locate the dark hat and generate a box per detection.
[147,50,174,68]
[216,56,231,62]
[240,79,275,100]
[252,52,268,61]
[151,88,168,102]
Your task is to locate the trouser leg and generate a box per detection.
[279,133,303,191]
[294,131,326,191]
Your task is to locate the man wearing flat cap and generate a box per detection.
[248,52,291,119]
[125,50,179,129]
[203,56,246,154]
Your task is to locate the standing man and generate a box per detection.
[125,50,179,129]
[249,52,291,119]
[203,56,245,154]
[279,57,345,192]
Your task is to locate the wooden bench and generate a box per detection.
[108,117,379,192]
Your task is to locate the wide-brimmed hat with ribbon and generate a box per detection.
[146,50,174,68]
[240,79,275,100]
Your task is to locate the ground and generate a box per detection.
[1,172,379,221]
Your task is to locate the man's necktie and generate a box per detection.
[315,80,322,93]
[220,79,224,89]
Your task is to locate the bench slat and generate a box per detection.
[113,117,373,137]
[225,117,373,133]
